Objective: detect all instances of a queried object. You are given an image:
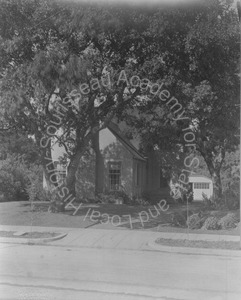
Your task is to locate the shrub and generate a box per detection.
[96,193,116,204]
[97,190,130,204]
[183,189,194,203]
[25,164,48,202]
[0,154,45,202]
[223,188,240,209]
[201,216,221,230]
[0,170,18,201]
[218,212,239,230]
[75,178,95,201]
[171,212,187,227]
[169,181,193,204]
[236,222,240,230]
[132,197,150,206]
[47,188,66,212]
[75,149,95,201]
[0,155,29,201]
[186,213,204,229]
[202,194,227,210]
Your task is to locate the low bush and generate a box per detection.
[218,212,239,230]
[171,212,187,227]
[202,194,229,210]
[169,182,193,204]
[201,216,221,230]
[0,154,45,202]
[0,155,29,201]
[186,213,204,229]
[96,190,130,204]
[25,164,48,202]
[132,197,150,206]
[47,188,66,212]
[75,150,95,201]
[223,190,240,210]
[96,193,116,204]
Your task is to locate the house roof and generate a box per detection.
[107,122,146,161]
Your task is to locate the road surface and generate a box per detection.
[0,243,240,299]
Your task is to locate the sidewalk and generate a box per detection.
[0,224,240,254]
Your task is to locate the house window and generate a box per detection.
[108,162,121,191]
[194,182,209,189]
[53,161,67,184]
[58,171,67,183]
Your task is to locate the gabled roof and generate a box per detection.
[107,122,146,161]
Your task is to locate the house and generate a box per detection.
[47,122,213,203]
[73,122,148,200]
[47,121,170,202]
[189,174,213,201]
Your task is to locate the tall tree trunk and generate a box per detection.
[210,168,222,201]
[42,147,58,189]
[92,132,104,196]
[36,134,58,190]
[199,145,225,203]
[66,148,85,197]
[204,155,224,202]
[36,134,65,212]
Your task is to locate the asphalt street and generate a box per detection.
[0,242,241,300]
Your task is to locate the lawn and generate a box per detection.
[155,238,240,250]
[0,200,239,236]
[0,230,60,239]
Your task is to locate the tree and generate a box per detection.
[0,1,172,208]
[0,130,40,163]
[221,147,240,208]
[0,0,239,208]
[179,0,240,200]
[124,0,240,202]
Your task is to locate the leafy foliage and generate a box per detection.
[0,154,43,201]
[0,155,29,201]
[201,216,221,230]
[125,1,240,201]
[171,211,188,227]
[218,212,239,230]
[25,164,47,202]
[0,0,239,207]
[186,212,204,230]
[221,147,240,208]
[97,190,130,204]
[0,131,40,164]
[75,148,95,201]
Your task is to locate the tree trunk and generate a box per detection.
[66,148,85,197]
[200,146,225,203]
[210,169,223,201]
[205,156,223,202]
[36,135,65,212]
[35,134,58,190]
[42,148,58,189]
[92,132,104,196]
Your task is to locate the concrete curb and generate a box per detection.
[0,232,67,245]
[148,238,241,257]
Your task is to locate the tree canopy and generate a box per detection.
[0,0,239,204]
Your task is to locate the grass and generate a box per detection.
[0,230,59,239]
[0,201,239,235]
[155,238,240,250]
